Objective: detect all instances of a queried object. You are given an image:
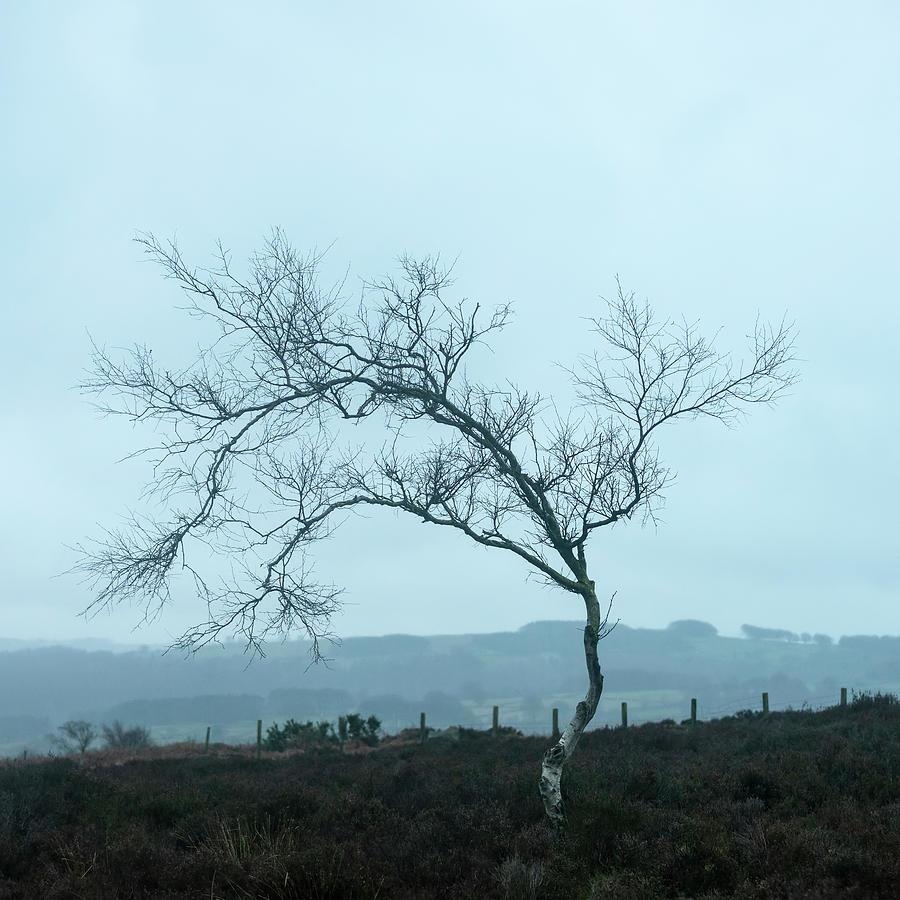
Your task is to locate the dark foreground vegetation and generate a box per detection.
[1,694,899,899]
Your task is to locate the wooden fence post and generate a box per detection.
[552,707,560,740]
[691,698,697,725]
[204,726,210,754]
[256,720,262,759]
[840,687,847,707]
[492,705,499,736]
[621,701,628,728]
[762,692,769,714]
[419,712,427,743]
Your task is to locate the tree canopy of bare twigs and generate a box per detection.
[76,232,796,663]
[52,720,97,755]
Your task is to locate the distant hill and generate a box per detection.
[0,637,162,653]
[2,620,899,755]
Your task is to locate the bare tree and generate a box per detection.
[52,719,96,755]
[102,720,153,749]
[76,232,796,824]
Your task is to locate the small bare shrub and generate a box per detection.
[51,720,96,754]
[102,720,153,749]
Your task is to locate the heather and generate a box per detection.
[1,696,898,898]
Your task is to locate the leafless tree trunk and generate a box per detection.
[540,582,606,825]
[74,232,797,825]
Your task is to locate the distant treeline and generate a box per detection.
[1,620,899,745]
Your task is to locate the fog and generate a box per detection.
[4,623,899,758]
[2,2,898,648]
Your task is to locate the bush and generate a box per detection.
[344,713,381,746]
[102,720,153,749]
[51,719,97,754]
[264,714,381,750]
[263,718,336,751]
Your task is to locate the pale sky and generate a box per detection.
[2,2,898,646]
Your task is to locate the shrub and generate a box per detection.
[50,720,97,754]
[102,720,153,749]
[263,718,336,751]
[344,713,381,746]
[264,713,381,750]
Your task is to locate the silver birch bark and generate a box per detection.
[540,583,604,825]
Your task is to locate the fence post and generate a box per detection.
[691,698,697,725]
[492,705,499,736]
[256,720,262,759]
[552,707,560,740]
[840,687,847,707]
[621,701,628,728]
[204,726,211,754]
[762,692,769,714]
[419,712,427,744]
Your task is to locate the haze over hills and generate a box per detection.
[0,637,160,654]
[2,619,899,757]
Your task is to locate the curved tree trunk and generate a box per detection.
[539,584,604,826]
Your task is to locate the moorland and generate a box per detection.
[1,692,898,898]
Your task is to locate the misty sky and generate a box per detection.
[2,2,898,646]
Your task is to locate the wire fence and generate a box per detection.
[11,683,897,761]
[205,683,900,756]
